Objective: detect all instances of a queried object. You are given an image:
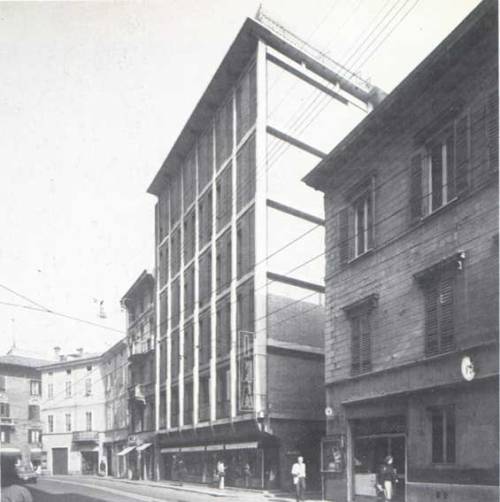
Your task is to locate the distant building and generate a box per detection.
[120,271,156,480]
[0,347,51,468]
[101,338,129,478]
[40,348,104,475]
[146,10,382,489]
[304,1,498,501]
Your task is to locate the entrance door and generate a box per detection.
[81,451,98,475]
[353,434,405,502]
[52,448,68,475]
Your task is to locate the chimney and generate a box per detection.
[76,348,84,357]
[53,346,61,359]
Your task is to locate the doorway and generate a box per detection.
[52,448,68,475]
[353,434,405,501]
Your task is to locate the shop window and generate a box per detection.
[198,188,213,247]
[343,294,377,376]
[30,380,41,396]
[338,179,374,264]
[237,208,255,279]
[216,164,232,231]
[236,134,256,211]
[198,128,214,192]
[430,405,455,464]
[28,405,40,421]
[199,249,212,307]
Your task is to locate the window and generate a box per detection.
[344,295,377,376]
[28,429,41,444]
[65,381,72,399]
[184,381,193,425]
[0,403,10,417]
[30,380,41,396]
[1,430,10,443]
[216,296,231,359]
[339,179,374,264]
[28,405,40,421]
[48,384,54,400]
[199,249,212,307]
[430,405,455,464]
[199,375,210,422]
[216,165,232,231]
[48,415,54,433]
[0,376,5,392]
[216,230,231,292]
[85,377,92,397]
[85,412,92,432]
[65,413,72,432]
[236,208,255,279]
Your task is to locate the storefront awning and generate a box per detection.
[180,446,205,452]
[161,447,180,453]
[136,443,152,452]
[206,444,224,451]
[224,441,258,450]
[0,447,21,457]
[117,446,136,456]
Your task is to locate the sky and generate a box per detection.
[0,0,481,358]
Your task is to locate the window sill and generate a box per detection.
[415,197,459,226]
[347,247,375,265]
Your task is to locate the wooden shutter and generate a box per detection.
[410,153,423,223]
[445,133,456,200]
[350,317,361,374]
[431,143,443,209]
[439,277,454,353]
[455,115,469,195]
[487,91,499,172]
[339,207,349,265]
[424,283,439,356]
[360,313,372,373]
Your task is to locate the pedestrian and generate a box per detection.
[376,455,398,501]
[1,455,33,502]
[216,460,225,489]
[177,457,186,486]
[291,456,306,502]
[243,462,251,488]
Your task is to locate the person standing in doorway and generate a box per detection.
[376,455,398,501]
[291,456,306,502]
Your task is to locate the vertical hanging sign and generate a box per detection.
[238,331,254,412]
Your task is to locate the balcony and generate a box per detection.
[0,417,15,428]
[129,340,154,362]
[72,430,99,443]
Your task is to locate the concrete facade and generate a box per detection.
[304,1,498,501]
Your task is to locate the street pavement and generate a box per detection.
[27,476,323,502]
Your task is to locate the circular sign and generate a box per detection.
[461,356,475,381]
[325,406,333,417]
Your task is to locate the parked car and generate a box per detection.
[16,463,38,484]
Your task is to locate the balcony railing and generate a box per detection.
[129,384,146,402]
[129,340,154,360]
[0,417,15,428]
[72,430,99,443]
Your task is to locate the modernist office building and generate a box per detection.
[305,1,498,501]
[148,11,383,489]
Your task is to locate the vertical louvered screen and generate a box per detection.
[198,188,212,247]
[199,310,211,365]
[184,265,195,317]
[159,291,168,337]
[236,64,257,143]
[183,209,195,263]
[183,152,196,209]
[171,227,181,276]
[487,90,499,172]
[171,278,180,328]
[236,134,256,211]
[159,339,166,382]
[199,249,211,307]
[439,277,454,353]
[184,322,194,374]
[169,172,182,227]
[455,114,469,195]
[339,207,349,265]
[159,242,168,288]
[171,330,179,380]
[410,153,423,222]
[424,283,439,356]
[159,194,169,242]
[215,99,233,169]
[216,164,232,231]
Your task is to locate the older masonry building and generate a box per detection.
[0,347,51,468]
[304,1,498,501]
[120,271,156,481]
[147,10,384,490]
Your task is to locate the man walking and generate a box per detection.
[291,456,306,502]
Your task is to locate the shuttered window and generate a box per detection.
[199,309,212,366]
[198,188,213,247]
[171,329,180,381]
[184,322,194,374]
[171,227,181,276]
[183,209,196,264]
[158,194,169,242]
[431,405,455,464]
[171,278,180,329]
[350,311,372,375]
[199,249,212,307]
[216,164,232,231]
[423,275,455,356]
[216,296,231,360]
[159,338,167,383]
[216,230,232,293]
[184,265,195,318]
[184,381,193,425]
[236,134,256,211]
[159,241,168,288]
[171,386,179,427]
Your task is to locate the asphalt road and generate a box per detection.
[27,476,281,502]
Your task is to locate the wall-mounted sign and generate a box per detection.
[461,356,475,381]
[321,435,345,473]
[325,406,333,417]
[238,331,254,412]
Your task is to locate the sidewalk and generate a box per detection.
[89,475,325,502]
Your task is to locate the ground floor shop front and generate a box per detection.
[322,373,499,502]
[157,418,323,491]
[116,432,155,480]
